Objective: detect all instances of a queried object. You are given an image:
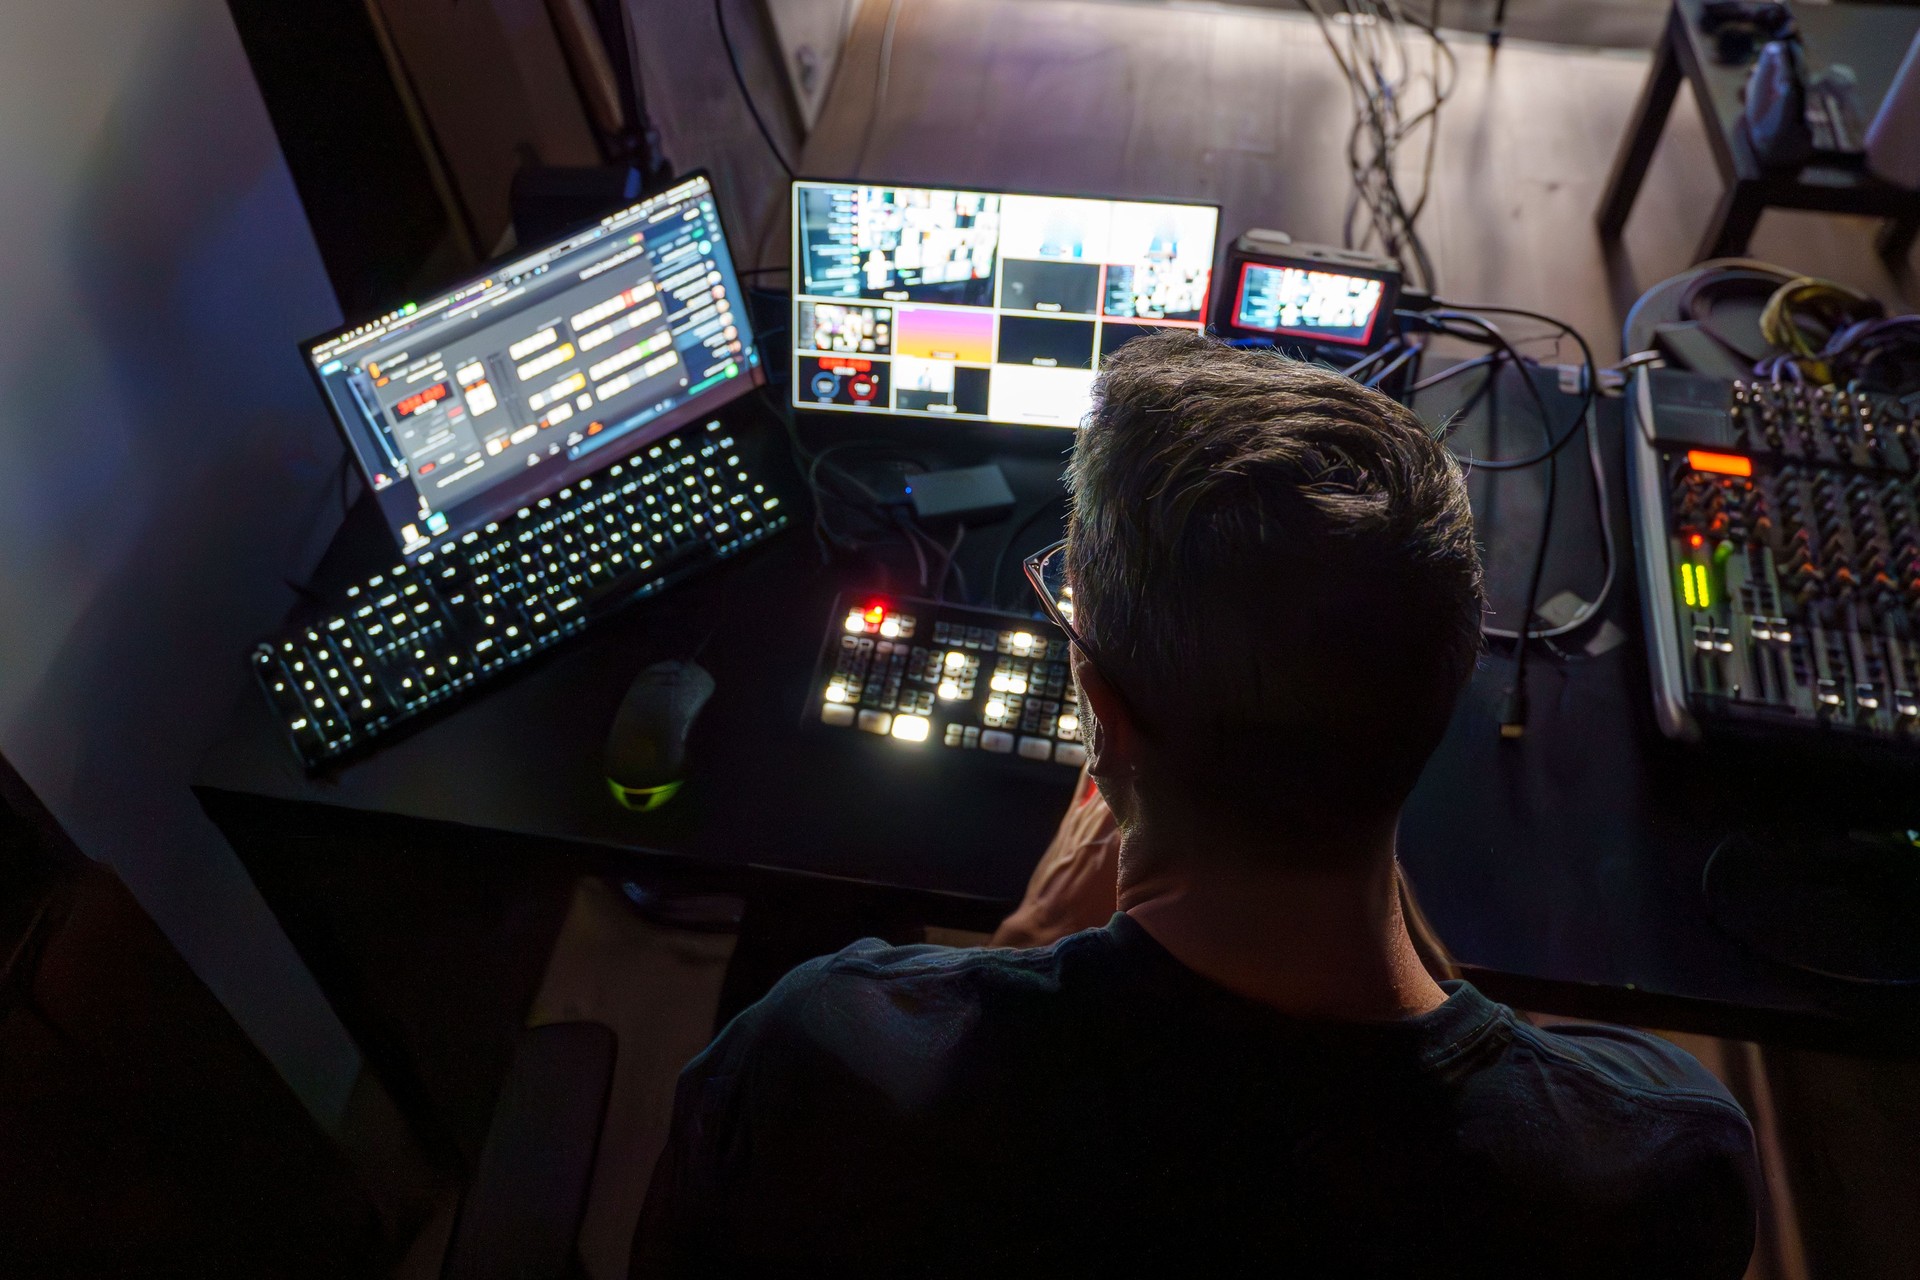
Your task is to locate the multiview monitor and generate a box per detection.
[790,180,1221,429]
[305,171,761,556]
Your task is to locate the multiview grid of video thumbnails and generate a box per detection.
[792,185,1219,428]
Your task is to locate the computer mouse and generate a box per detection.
[605,660,715,810]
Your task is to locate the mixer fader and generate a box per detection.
[1628,368,1920,749]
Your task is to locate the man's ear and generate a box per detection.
[1071,650,1143,780]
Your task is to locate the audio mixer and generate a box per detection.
[1626,367,1920,750]
[807,594,1086,769]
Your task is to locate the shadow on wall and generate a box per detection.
[0,0,359,1119]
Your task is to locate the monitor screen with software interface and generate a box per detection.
[1231,261,1390,348]
[790,181,1220,429]
[306,173,760,557]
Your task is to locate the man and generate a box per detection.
[634,330,1759,1276]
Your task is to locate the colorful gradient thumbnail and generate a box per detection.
[894,307,995,364]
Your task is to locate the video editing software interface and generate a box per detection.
[306,174,760,556]
[1232,261,1388,348]
[791,182,1220,429]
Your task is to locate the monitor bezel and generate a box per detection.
[786,176,1223,433]
[299,167,765,557]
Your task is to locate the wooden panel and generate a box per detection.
[621,0,806,272]
[791,0,1917,361]
[370,0,601,255]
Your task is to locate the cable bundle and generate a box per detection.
[1666,262,1920,397]
[1301,0,1456,295]
[1394,304,1607,737]
[1754,277,1920,394]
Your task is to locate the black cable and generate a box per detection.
[1434,355,1615,647]
[1341,337,1404,380]
[1364,341,1421,390]
[990,495,1070,610]
[1433,319,1558,735]
[1407,350,1499,394]
[1412,304,1608,736]
[714,0,796,179]
[1414,308,1597,472]
[1300,0,1454,294]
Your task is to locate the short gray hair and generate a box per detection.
[1068,329,1483,838]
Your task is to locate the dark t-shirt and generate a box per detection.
[635,914,1759,1277]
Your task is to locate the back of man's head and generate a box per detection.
[1068,329,1484,860]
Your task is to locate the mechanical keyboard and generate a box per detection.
[254,418,787,767]
[808,593,1086,768]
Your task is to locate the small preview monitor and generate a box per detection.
[790,181,1221,429]
[1219,240,1400,351]
[305,172,761,556]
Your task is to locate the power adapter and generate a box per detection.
[903,464,1015,526]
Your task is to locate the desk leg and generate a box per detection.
[1696,180,1765,262]
[1878,212,1920,267]
[1596,6,1685,238]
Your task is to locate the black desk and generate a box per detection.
[197,373,1602,919]
[1597,0,1920,264]
[195,373,1920,1151]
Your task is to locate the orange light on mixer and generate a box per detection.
[1687,450,1752,477]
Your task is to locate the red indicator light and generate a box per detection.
[1689,533,1704,548]
[1687,450,1752,477]
[394,382,450,417]
[863,605,886,626]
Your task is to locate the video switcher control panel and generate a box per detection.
[808,594,1085,769]
[1627,368,1920,750]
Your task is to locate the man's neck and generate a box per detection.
[1118,824,1448,1023]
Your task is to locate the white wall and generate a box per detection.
[0,0,362,1121]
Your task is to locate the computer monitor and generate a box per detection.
[1218,240,1400,351]
[305,172,761,557]
[789,181,1221,429]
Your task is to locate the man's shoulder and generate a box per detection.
[695,934,1105,1087]
[1448,1014,1757,1213]
[1495,1016,1753,1127]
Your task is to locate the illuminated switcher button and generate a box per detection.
[1054,743,1088,767]
[981,729,1015,753]
[890,714,930,742]
[821,703,855,727]
[857,710,892,735]
[1017,736,1053,761]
